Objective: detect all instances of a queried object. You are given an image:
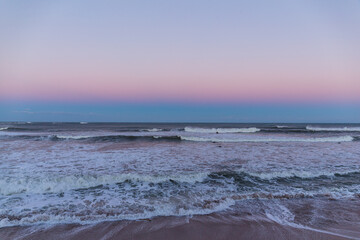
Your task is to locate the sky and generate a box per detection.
[0,0,359,122]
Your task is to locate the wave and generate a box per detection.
[2,134,358,143]
[141,128,163,132]
[2,170,359,196]
[0,134,182,142]
[3,189,359,229]
[0,127,8,131]
[0,172,210,196]
[53,135,181,142]
[2,170,360,227]
[180,135,354,143]
[184,127,260,133]
[1,127,40,132]
[86,135,181,142]
[56,135,92,140]
[246,169,360,180]
[306,126,360,132]
[276,125,288,128]
[353,136,360,141]
[80,122,88,124]
[210,170,360,184]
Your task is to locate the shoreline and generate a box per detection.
[1,212,358,240]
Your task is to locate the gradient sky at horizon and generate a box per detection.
[1,0,359,122]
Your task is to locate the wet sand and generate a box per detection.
[1,212,358,240]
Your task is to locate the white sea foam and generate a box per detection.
[184,127,260,133]
[0,127,8,131]
[2,169,357,196]
[80,122,88,124]
[180,135,354,143]
[56,135,92,139]
[247,169,360,180]
[0,196,236,228]
[276,125,288,128]
[265,203,359,239]
[306,126,360,132]
[0,172,210,195]
[142,128,163,132]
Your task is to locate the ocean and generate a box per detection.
[1,122,360,239]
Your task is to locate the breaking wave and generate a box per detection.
[0,172,210,196]
[276,125,289,128]
[306,126,360,132]
[141,128,163,132]
[180,135,354,143]
[2,134,358,143]
[2,170,359,196]
[184,127,260,133]
[0,127,40,132]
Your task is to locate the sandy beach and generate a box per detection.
[1,211,358,240]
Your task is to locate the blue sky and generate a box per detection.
[0,101,359,122]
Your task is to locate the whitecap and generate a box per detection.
[184,127,260,133]
[0,172,210,195]
[306,126,360,132]
[142,128,163,132]
[180,135,354,143]
[56,135,92,140]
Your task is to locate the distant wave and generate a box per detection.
[0,134,169,142]
[0,134,181,142]
[184,127,260,133]
[80,122,88,124]
[55,134,181,142]
[2,134,357,143]
[141,128,163,132]
[1,127,39,132]
[306,126,360,132]
[0,127,8,131]
[56,135,92,140]
[180,135,354,143]
[276,125,289,128]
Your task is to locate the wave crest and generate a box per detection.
[180,135,354,143]
[2,170,359,196]
[184,127,260,133]
[306,126,360,132]
[0,172,209,195]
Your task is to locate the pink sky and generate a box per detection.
[1,1,359,103]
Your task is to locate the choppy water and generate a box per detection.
[0,122,360,228]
